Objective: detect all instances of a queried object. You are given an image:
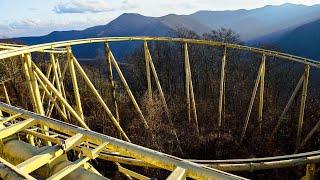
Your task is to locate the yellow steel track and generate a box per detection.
[0,37,319,179]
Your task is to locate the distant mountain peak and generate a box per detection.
[280,2,320,7]
[119,13,146,17]
[8,3,320,60]
[192,9,247,14]
[161,13,180,18]
[279,3,299,6]
[190,3,320,40]
[114,13,151,22]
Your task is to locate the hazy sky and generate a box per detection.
[0,0,320,38]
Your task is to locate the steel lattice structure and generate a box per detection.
[0,37,319,179]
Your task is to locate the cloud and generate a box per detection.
[1,17,110,38]
[0,25,12,38]
[2,19,63,37]
[54,0,113,14]
[10,19,43,29]
[120,0,136,10]
[28,7,38,11]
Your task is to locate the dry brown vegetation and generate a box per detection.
[1,28,320,179]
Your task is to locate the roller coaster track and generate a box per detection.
[0,37,319,179]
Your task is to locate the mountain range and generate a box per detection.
[6,3,320,60]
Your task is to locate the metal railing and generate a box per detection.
[0,37,319,179]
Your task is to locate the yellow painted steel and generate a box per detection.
[82,142,109,159]
[144,41,153,102]
[0,102,245,179]
[2,83,11,105]
[0,37,318,69]
[0,156,36,180]
[106,44,149,129]
[36,74,68,121]
[0,113,22,124]
[50,53,67,117]
[25,53,52,146]
[0,37,320,179]
[61,133,83,151]
[16,145,63,174]
[184,43,199,134]
[145,43,170,120]
[258,54,266,132]
[45,59,69,118]
[0,118,35,139]
[71,54,130,141]
[271,73,304,140]
[22,54,37,113]
[20,56,36,146]
[302,163,316,180]
[47,156,91,180]
[296,65,310,148]
[118,165,150,180]
[104,42,120,138]
[300,120,320,152]
[240,58,265,142]
[67,47,84,120]
[32,62,90,129]
[41,63,52,103]
[167,166,187,180]
[145,42,183,153]
[35,73,68,121]
[0,139,105,179]
[25,54,45,115]
[0,43,66,53]
[218,46,227,129]
[54,58,70,119]
[184,43,191,124]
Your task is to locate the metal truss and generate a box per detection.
[0,37,319,179]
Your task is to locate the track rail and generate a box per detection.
[0,102,244,179]
[0,37,319,68]
[0,37,319,179]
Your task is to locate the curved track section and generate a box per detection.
[0,37,319,179]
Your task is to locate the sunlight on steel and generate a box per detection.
[0,36,319,179]
[0,37,319,68]
[0,102,245,179]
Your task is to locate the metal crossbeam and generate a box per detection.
[118,165,150,180]
[32,61,89,129]
[47,156,91,180]
[0,102,245,179]
[82,142,109,159]
[0,38,319,68]
[240,58,265,142]
[48,141,108,179]
[184,43,199,134]
[144,42,170,120]
[0,156,36,180]
[67,47,84,120]
[271,74,304,138]
[0,36,319,179]
[0,118,35,139]
[106,44,148,129]
[104,42,120,137]
[0,113,22,124]
[296,65,310,148]
[144,41,152,101]
[61,133,83,151]
[71,54,130,142]
[167,166,186,180]
[16,145,63,174]
[218,45,227,129]
[144,42,182,153]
